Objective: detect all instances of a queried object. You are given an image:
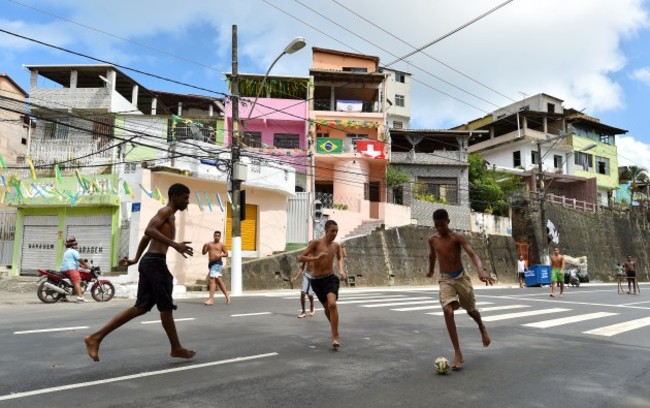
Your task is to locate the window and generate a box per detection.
[43,118,70,140]
[273,133,299,149]
[342,67,367,72]
[167,118,216,143]
[395,94,405,107]
[392,120,403,130]
[574,152,593,171]
[553,155,563,169]
[513,151,521,167]
[395,73,405,83]
[531,150,540,165]
[241,131,262,148]
[547,103,555,114]
[416,177,458,205]
[596,156,610,175]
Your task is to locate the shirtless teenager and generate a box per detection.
[202,231,230,305]
[427,209,494,370]
[84,183,196,362]
[299,220,346,348]
[624,255,637,294]
[550,247,565,298]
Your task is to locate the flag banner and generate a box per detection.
[123,181,134,199]
[216,193,224,212]
[336,99,363,112]
[356,140,385,159]
[26,157,37,179]
[316,138,343,154]
[0,154,6,169]
[139,183,152,197]
[54,164,63,185]
[195,192,204,212]
[204,192,213,212]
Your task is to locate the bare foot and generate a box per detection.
[84,335,100,362]
[480,327,491,347]
[452,353,464,370]
[309,308,315,316]
[170,348,196,359]
[203,300,214,306]
[298,311,306,318]
[225,294,231,305]
[332,337,340,348]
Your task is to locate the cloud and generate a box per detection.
[616,135,650,170]
[630,67,650,86]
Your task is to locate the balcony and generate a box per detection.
[30,88,141,114]
[314,99,381,113]
[391,151,467,166]
[468,128,566,153]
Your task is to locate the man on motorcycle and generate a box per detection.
[60,236,91,303]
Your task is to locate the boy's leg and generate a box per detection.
[308,294,315,315]
[204,277,216,305]
[84,306,148,361]
[215,277,231,304]
[298,292,307,318]
[442,303,463,369]
[325,292,340,347]
[550,281,556,297]
[467,309,491,347]
[160,309,196,359]
[559,280,565,296]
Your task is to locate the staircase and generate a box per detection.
[341,219,384,240]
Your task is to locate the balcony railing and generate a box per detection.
[314,99,380,113]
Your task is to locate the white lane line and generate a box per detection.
[391,301,493,312]
[425,304,528,316]
[480,308,570,322]
[524,312,617,328]
[141,318,196,325]
[14,326,89,335]
[621,300,650,306]
[361,300,437,308]
[0,352,278,402]
[231,312,272,317]
[583,317,650,337]
[280,294,407,301]
[337,296,431,305]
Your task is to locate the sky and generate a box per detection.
[1,0,650,171]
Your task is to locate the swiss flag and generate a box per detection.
[356,140,385,159]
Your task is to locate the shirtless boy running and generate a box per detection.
[202,231,230,305]
[427,209,494,370]
[84,183,196,362]
[550,247,565,298]
[299,220,346,348]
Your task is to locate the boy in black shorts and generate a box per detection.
[84,183,196,362]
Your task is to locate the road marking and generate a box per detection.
[141,318,196,325]
[391,301,493,312]
[478,294,650,310]
[621,300,650,306]
[524,312,617,328]
[474,308,570,322]
[14,326,89,335]
[478,304,529,312]
[281,294,408,301]
[583,317,650,337]
[231,312,272,317]
[0,352,278,402]
[337,296,431,305]
[361,300,438,308]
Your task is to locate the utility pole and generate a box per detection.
[230,25,242,296]
[537,141,548,265]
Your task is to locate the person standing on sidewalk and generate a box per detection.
[299,220,346,348]
[550,247,565,298]
[84,183,196,362]
[515,255,527,288]
[202,231,230,306]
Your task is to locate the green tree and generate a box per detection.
[468,153,523,216]
[621,165,648,208]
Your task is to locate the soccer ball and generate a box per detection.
[434,357,450,374]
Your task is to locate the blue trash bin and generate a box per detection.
[525,265,551,287]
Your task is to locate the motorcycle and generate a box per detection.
[36,263,115,303]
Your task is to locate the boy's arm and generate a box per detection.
[427,236,436,278]
[144,207,193,257]
[121,235,151,266]
[459,234,494,284]
[220,244,228,257]
[336,244,346,280]
[298,240,324,263]
[291,262,306,282]
[202,242,210,255]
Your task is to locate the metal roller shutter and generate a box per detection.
[20,216,58,276]
[65,215,112,273]
[226,204,257,251]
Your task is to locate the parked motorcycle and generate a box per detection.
[36,263,115,303]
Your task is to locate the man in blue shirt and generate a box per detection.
[59,236,91,302]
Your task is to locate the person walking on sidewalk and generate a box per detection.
[299,220,346,348]
[291,260,315,318]
[550,247,565,298]
[84,183,196,362]
[202,231,230,306]
[516,255,527,288]
[427,209,494,371]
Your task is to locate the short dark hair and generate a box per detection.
[214,231,221,235]
[168,183,190,198]
[433,209,449,221]
[324,220,338,230]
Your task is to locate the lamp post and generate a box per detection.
[230,29,306,296]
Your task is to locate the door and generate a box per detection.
[226,204,258,251]
[65,215,112,272]
[20,215,58,276]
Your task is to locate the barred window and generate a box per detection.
[241,131,262,148]
[273,133,299,149]
[44,118,70,140]
[167,118,216,143]
[417,177,458,205]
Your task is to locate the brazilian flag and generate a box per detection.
[316,138,343,154]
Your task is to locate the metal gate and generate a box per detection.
[0,210,16,267]
[287,192,309,244]
[20,215,58,276]
[65,215,112,273]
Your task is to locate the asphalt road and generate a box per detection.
[0,284,648,408]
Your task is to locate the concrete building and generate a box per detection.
[380,68,411,130]
[0,73,30,167]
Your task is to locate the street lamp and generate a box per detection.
[245,37,307,122]
[230,31,306,296]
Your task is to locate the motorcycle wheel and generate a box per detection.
[37,282,63,303]
[91,281,115,302]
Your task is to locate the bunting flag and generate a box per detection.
[195,192,204,211]
[0,190,5,204]
[30,183,46,198]
[156,187,166,204]
[203,192,213,212]
[123,181,134,199]
[216,193,224,212]
[226,192,235,211]
[75,169,88,191]
[91,176,102,193]
[0,154,6,169]
[54,164,63,185]
[139,183,152,198]
[1,175,6,188]
[153,186,166,204]
[26,157,37,179]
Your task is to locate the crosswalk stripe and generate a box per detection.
[337,296,431,305]
[524,312,618,328]
[478,305,529,312]
[280,294,408,301]
[475,308,570,322]
[583,317,650,337]
[391,301,493,312]
[361,300,437,308]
